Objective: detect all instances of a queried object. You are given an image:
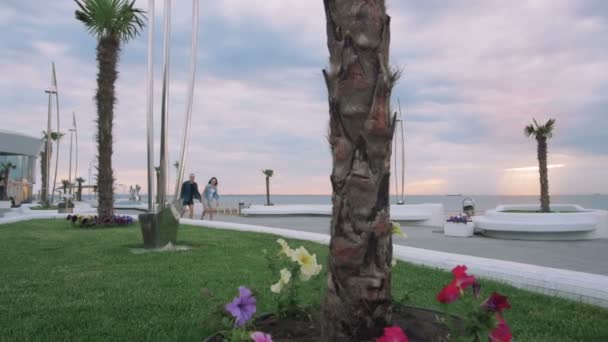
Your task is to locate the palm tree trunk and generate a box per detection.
[77,183,83,201]
[96,37,120,218]
[40,144,49,205]
[265,177,270,206]
[322,1,397,340]
[537,137,550,212]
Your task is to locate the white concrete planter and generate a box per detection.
[474,204,608,240]
[0,201,11,209]
[444,222,474,237]
[241,203,445,228]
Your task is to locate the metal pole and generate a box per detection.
[44,86,54,205]
[89,161,92,198]
[398,98,405,204]
[158,0,172,210]
[393,113,399,203]
[174,0,200,201]
[146,0,156,212]
[68,129,74,195]
[74,112,78,188]
[50,63,61,204]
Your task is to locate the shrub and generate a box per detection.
[66,214,134,228]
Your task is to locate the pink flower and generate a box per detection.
[437,282,461,303]
[376,326,409,342]
[489,315,512,342]
[251,331,273,342]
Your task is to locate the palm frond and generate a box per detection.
[262,169,274,177]
[524,124,536,138]
[74,0,146,42]
[543,118,556,139]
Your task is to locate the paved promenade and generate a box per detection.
[211,214,608,276]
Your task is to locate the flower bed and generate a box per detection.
[66,214,135,228]
[203,230,513,342]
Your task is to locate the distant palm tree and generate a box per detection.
[525,118,556,213]
[40,131,64,205]
[262,169,274,206]
[75,177,86,201]
[0,162,17,200]
[61,179,71,194]
[74,0,145,217]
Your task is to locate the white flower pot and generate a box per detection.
[444,222,475,237]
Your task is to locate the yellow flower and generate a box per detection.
[392,222,407,238]
[270,268,292,293]
[293,247,322,281]
[277,239,295,259]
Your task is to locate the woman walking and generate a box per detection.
[201,177,219,220]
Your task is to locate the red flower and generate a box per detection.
[376,326,409,342]
[451,265,468,278]
[451,265,476,289]
[489,315,512,342]
[484,292,511,313]
[437,282,461,303]
[455,274,476,289]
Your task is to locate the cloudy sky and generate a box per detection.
[1,0,607,195]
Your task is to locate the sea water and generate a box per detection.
[108,194,608,214]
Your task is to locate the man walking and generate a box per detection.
[180,173,201,219]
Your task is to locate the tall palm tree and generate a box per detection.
[74,0,145,217]
[75,177,86,201]
[322,1,399,340]
[525,118,556,213]
[262,169,274,206]
[40,131,64,205]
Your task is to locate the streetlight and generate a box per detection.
[43,63,58,205]
[67,112,78,195]
[68,127,75,195]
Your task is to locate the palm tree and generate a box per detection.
[322,1,399,340]
[262,169,274,206]
[525,118,556,213]
[40,131,64,205]
[61,179,71,194]
[0,162,17,200]
[75,177,86,201]
[74,0,145,217]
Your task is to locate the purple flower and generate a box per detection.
[225,286,256,327]
[66,215,72,221]
[447,215,470,224]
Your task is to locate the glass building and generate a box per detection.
[0,129,43,203]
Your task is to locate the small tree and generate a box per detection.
[262,169,274,206]
[0,162,17,200]
[75,177,86,201]
[525,118,556,213]
[40,131,64,205]
[61,179,70,194]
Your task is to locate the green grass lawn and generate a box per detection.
[1,220,607,342]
